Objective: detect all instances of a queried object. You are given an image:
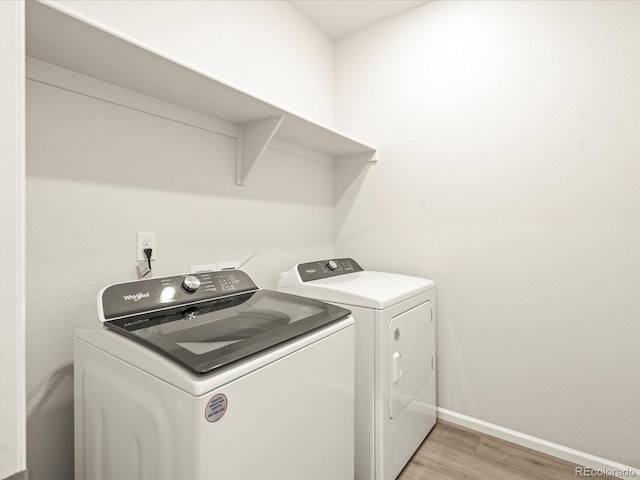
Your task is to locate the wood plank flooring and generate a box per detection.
[397,420,618,480]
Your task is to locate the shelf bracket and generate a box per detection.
[237,115,285,185]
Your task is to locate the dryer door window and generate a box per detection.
[388,301,433,419]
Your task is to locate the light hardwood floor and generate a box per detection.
[397,420,618,480]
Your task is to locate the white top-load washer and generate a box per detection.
[75,269,355,480]
[278,258,436,480]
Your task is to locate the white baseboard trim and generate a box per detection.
[436,408,640,480]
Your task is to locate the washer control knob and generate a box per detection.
[327,260,338,271]
[182,275,201,293]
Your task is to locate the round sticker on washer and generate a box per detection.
[205,394,227,423]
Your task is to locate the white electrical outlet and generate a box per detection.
[136,232,156,262]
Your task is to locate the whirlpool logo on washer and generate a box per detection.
[122,292,150,302]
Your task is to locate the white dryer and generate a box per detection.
[278,258,436,480]
[75,269,355,479]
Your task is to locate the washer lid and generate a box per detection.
[105,290,350,375]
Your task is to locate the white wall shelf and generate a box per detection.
[25,1,378,185]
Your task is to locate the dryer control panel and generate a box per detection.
[297,258,363,282]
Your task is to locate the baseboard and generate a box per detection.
[437,408,640,480]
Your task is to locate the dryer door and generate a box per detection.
[388,301,433,419]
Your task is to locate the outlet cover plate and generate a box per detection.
[136,232,156,261]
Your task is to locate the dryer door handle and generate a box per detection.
[392,351,402,383]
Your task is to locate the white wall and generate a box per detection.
[0,1,26,478]
[335,0,640,468]
[25,2,335,479]
[52,0,335,126]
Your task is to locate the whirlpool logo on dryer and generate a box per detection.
[123,292,150,302]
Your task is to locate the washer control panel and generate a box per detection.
[101,270,258,320]
[297,258,363,282]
